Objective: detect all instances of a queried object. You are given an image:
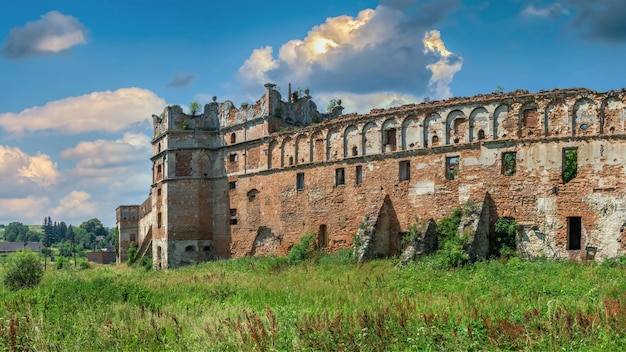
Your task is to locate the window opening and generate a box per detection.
[478,129,485,140]
[385,128,397,151]
[289,156,294,165]
[296,173,305,190]
[567,216,582,250]
[230,209,237,216]
[335,168,345,186]
[399,160,410,181]
[352,146,358,156]
[185,245,195,252]
[502,152,517,176]
[229,153,238,162]
[230,219,238,225]
[157,212,162,228]
[446,156,459,180]
[562,148,577,183]
[355,165,363,185]
[230,133,236,144]
[229,181,237,189]
[432,135,439,146]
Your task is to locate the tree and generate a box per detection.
[42,217,53,270]
[3,222,29,242]
[2,250,44,290]
[494,84,505,94]
[189,101,201,116]
[326,98,340,112]
[68,225,77,268]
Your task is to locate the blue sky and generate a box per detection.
[1,0,626,227]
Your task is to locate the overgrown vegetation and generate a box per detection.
[495,217,517,257]
[563,148,578,183]
[2,250,43,290]
[433,206,469,268]
[1,250,626,350]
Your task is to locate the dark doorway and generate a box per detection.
[567,216,582,250]
[318,225,328,249]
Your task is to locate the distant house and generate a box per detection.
[87,251,116,264]
[0,242,43,253]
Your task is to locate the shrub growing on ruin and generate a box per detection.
[287,232,314,264]
[2,250,44,290]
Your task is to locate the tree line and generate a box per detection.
[1,217,116,258]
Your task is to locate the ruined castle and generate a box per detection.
[117,83,626,269]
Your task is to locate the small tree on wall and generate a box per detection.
[189,101,201,116]
[563,149,578,183]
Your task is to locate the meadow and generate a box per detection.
[1,251,626,351]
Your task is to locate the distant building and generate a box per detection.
[0,242,43,253]
[87,251,116,264]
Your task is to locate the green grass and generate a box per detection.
[1,252,626,350]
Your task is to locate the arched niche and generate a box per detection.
[544,100,569,137]
[401,115,420,149]
[280,137,294,167]
[469,107,489,142]
[382,118,398,152]
[424,113,442,147]
[310,131,325,162]
[343,125,360,157]
[362,122,380,155]
[493,104,510,139]
[295,134,310,164]
[573,98,599,136]
[519,102,542,138]
[268,140,279,169]
[200,153,211,177]
[326,128,341,161]
[600,96,626,135]
[446,110,467,144]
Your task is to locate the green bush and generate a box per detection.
[2,250,44,290]
[54,256,69,270]
[79,261,91,270]
[287,232,314,264]
[127,244,138,265]
[138,256,152,271]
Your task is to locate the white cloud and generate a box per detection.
[423,30,463,99]
[522,3,569,18]
[0,197,50,225]
[61,132,151,189]
[0,88,166,135]
[52,191,98,220]
[1,11,87,59]
[236,4,461,110]
[0,145,59,197]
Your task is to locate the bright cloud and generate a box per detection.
[52,191,98,220]
[1,11,87,59]
[423,30,463,99]
[61,132,151,188]
[236,3,461,112]
[0,88,166,135]
[0,197,50,224]
[0,145,59,197]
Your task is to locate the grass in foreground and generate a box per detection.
[1,252,626,351]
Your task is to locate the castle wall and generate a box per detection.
[122,86,626,268]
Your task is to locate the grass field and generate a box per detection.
[1,251,626,351]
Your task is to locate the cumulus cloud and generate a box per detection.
[167,73,196,88]
[0,197,50,224]
[1,11,87,59]
[423,30,463,99]
[522,3,569,18]
[0,145,59,197]
[0,88,165,135]
[61,132,151,189]
[236,2,461,111]
[52,191,98,220]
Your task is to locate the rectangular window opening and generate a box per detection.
[446,156,459,180]
[230,218,238,225]
[335,168,345,186]
[567,216,582,250]
[502,152,517,176]
[230,208,237,217]
[157,212,162,228]
[385,128,397,151]
[229,153,238,162]
[355,165,363,185]
[229,181,237,189]
[318,224,328,249]
[296,172,305,190]
[562,148,578,183]
[399,160,410,181]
